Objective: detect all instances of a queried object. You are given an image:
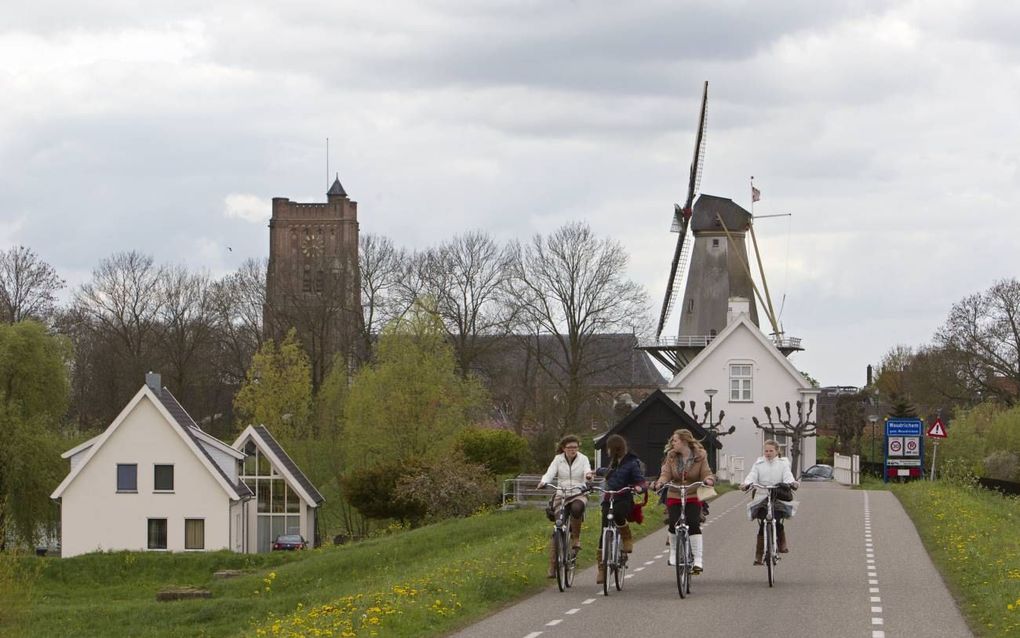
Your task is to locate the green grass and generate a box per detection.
[892,481,1020,638]
[7,500,675,638]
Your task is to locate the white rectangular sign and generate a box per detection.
[887,436,904,457]
[903,436,920,457]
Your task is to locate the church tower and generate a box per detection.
[264,175,363,388]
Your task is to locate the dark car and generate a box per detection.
[801,464,834,481]
[272,534,307,550]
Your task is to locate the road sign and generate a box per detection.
[888,437,903,455]
[904,437,920,456]
[927,417,948,439]
[887,458,922,467]
[887,419,923,436]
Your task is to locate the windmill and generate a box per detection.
[641,82,802,374]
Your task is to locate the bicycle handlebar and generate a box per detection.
[542,483,590,495]
[747,482,796,490]
[657,480,707,494]
[588,485,640,496]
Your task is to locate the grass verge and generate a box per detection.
[892,480,1020,638]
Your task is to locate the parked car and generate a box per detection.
[801,464,834,481]
[272,534,307,550]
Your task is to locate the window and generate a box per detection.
[147,519,167,550]
[712,238,720,247]
[154,464,174,491]
[117,464,137,492]
[729,363,753,401]
[185,519,205,550]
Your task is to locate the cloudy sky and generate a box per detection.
[3,0,1019,387]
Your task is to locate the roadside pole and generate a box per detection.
[926,415,948,480]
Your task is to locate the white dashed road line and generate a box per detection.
[865,492,885,638]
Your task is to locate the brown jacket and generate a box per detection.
[657,449,714,501]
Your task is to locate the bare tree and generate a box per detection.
[752,400,818,477]
[0,246,65,324]
[506,222,650,436]
[358,234,407,356]
[935,278,1020,406]
[210,258,266,387]
[155,265,216,410]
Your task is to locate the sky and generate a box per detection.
[2,0,1019,387]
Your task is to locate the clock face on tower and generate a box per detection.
[301,233,325,257]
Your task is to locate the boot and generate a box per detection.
[691,534,704,574]
[546,541,557,578]
[619,524,634,553]
[569,518,582,553]
[753,533,764,565]
[778,524,789,553]
[596,554,606,584]
[667,533,677,565]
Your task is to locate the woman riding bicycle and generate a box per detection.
[740,439,799,565]
[587,434,646,585]
[652,429,715,574]
[537,434,592,578]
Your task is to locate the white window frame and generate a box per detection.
[729,362,753,402]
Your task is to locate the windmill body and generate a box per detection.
[677,194,759,339]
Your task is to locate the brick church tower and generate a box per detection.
[264,175,363,388]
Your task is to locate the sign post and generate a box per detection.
[927,416,948,480]
[884,418,924,483]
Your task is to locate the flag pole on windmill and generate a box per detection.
[751,176,761,207]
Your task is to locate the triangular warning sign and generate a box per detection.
[927,418,947,438]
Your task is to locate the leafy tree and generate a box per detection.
[340,461,427,527]
[454,427,532,475]
[0,246,64,324]
[344,304,488,467]
[233,329,313,439]
[395,456,498,522]
[0,321,71,549]
[832,391,866,454]
[887,392,919,419]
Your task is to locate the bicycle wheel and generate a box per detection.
[675,530,688,598]
[564,532,576,588]
[765,522,775,587]
[614,531,626,591]
[601,529,613,596]
[554,529,567,592]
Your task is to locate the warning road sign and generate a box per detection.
[927,417,948,439]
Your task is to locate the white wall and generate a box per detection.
[664,321,819,477]
[60,396,233,557]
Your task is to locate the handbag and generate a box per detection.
[627,489,649,524]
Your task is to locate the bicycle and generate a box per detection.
[589,485,636,596]
[657,481,706,598]
[746,482,794,587]
[543,483,589,592]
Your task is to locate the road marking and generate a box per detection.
[523,633,542,638]
[545,619,562,626]
[865,492,885,635]
[872,618,884,625]
[873,632,885,638]
[871,606,883,613]
[582,598,596,604]
[644,560,655,565]
[634,567,645,572]
[565,608,580,615]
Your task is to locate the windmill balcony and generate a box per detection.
[639,335,717,348]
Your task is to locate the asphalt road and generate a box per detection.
[448,482,973,638]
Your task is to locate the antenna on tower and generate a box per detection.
[326,137,330,191]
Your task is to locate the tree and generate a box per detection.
[752,399,818,477]
[0,246,64,325]
[454,427,532,475]
[358,234,408,357]
[233,329,313,439]
[506,222,650,436]
[343,303,488,467]
[936,278,1020,406]
[0,321,71,549]
[832,391,866,454]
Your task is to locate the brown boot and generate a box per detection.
[619,524,634,553]
[753,534,764,565]
[777,525,789,553]
[596,555,606,584]
[569,518,582,553]
[547,541,557,578]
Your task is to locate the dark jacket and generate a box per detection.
[596,452,647,497]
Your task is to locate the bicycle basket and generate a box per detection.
[545,498,556,522]
[773,484,794,502]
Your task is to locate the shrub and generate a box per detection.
[983,450,1020,481]
[454,427,531,475]
[340,461,427,527]
[395,456,499,522]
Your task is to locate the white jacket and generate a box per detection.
[539,453,592,492]
[742,456,796,487]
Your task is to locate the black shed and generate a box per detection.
[593,390,722,478]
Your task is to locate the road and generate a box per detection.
[449,482,973,638]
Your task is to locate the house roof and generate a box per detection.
[594,389,721,449]
[327,174,347,197]
[233,425,325,506]
[668,314,817,393]
[52,385,251,501]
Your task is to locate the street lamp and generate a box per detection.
[704,388,718,428]
[868,415,878,465]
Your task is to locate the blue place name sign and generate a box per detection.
[886,419,923,436]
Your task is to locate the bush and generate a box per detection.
[454,427,532,475]
[340,461,427,527]
[983,450,1020,481]
[395,456,499,522]
[938,403,1020,480]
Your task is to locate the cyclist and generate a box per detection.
[652,429,715,573]
[537,434,591,578]
[586,434,646,585]
[740,439,799,565]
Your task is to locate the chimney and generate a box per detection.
[866,364,873,387]
[727,297,750,325]
[145,371,162,396]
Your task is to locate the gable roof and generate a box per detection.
[52,385,251,501]
[668,314,815,392]
[594,389,720,450]
[233,425,325,506]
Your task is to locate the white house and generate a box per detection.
[51,373,323,557]
[662,308,820,480]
